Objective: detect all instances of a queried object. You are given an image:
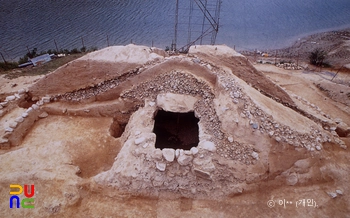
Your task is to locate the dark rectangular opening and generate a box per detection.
[153,110,199,150]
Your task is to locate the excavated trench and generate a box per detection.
[153,110,199,150]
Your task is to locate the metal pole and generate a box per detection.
[174,0,179,51]
[0,52,7,65]
[254,49,257,63]
[200,0,207,45]
[275,50,277,65]
[211,0,221,45]
[331,66,342,81]
[296,51,299,67]
[81,37,85,48]
[187,0,193,47]
[54,39,59,53]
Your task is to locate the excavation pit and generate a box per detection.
[153,110,199,150]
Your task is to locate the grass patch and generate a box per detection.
[0,62,18,71]
[1,54,84,79]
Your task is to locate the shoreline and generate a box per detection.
[241,28,350,70]
[1,28,350,74]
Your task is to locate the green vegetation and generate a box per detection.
[0,62,18,71]
[309,49,327,67]
[18,46,98,65]
[2,53,84,79]
[0,46,99,75]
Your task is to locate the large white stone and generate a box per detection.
[15,117,24,123]
[194,168,211,180]
[251,152,259,159]
[162,148,175,162]
[0,101,8,107]
[156,162,166,171]
[21,112,29,118]
[36,100,44,106]
[39,112,49,118]
[286,173,298,186]
[6,96,16,101]
[153,149,163,160]
[32,104,39,110]
[227,136,234,143]
[0,138,9,144]
[18,89,26,94]
[156,93,198,113]
[26,107,33,113]
[190,147,199,155]
[193,157,215,172]
[199,141,216,152]
[9,122,18,129]
[177,154,193,166]
[184,150,192,155]
[175,149,180,158]
[134,137,146,145]
[42,97,51,103]
[336,189,343,195]
[328,192,337,199]
[5,127,14,133]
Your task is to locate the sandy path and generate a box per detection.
[256,64,350,125]
[0,74,43,96]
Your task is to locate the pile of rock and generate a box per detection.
[290,93,347,148]
[0,92,51,149]
[276,62,303,70]
[56,58,164,102]
[120,58,331,163]
[217,68,329,152]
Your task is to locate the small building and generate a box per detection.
[30,54,52,66]
[18,53,54,68]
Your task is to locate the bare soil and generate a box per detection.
[0,45,349,217]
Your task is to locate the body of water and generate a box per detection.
[0,0,350,60]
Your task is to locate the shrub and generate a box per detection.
[88,46,98,52]
[309,49,326,66]
[0,62,18,71]
[26,48,37,59]
[70,48,80,54]
[18,56,29,65]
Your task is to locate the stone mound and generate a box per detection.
[0,44,348,209]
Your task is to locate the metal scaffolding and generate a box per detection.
[173,0,222,53]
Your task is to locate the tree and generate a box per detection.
[309,49,326,66]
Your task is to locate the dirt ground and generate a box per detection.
[0,74,43,100]
[255,64,350,125]
[0,45,349,217]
